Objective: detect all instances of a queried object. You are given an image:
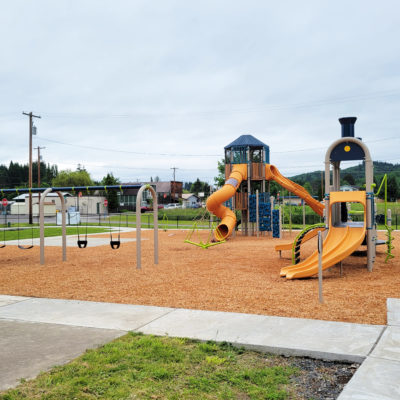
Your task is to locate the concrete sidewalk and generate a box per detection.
[337,298,400,400]
[0,295,399,398]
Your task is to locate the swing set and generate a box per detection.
[73,186,123,250]
[72,188,89,248]
[0,189,35,250]
[0,184,159,269]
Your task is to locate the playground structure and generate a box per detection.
[281,117,376,278]
[0,184,158,269]
[0,120,398,327]
[206,117,391,279]
[206,136,325,242]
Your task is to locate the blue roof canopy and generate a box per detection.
[224,134,268,149]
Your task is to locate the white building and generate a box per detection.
[11,193,107,216]
[182,193,200,208]
[340,185,358,192]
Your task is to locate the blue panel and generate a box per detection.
[330,141,365,162]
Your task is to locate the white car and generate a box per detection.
[165,203,181,209]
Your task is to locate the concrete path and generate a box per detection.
[0,294,399,399]
[6,227,143,248]
[337,298,400,400]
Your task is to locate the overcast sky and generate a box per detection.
[1,1,399,186]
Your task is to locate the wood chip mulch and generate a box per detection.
[0,229,399,325]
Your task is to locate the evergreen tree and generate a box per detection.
[190,178,210,196]
[101,173,120,211]
[191,178,203,195]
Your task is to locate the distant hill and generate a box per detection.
[290,161,400,182]
[287,161,400,200]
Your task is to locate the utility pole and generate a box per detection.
[170,167,179,203]
[34,146,46,206]
[23,111,41,224]
[170,166,179,182]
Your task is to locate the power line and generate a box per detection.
[37,136,222,157]
[3,89,399,120]
[35,132,400,158]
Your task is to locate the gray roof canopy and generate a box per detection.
[224,134,268,149]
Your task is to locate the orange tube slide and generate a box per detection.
[206,164,247,241]
[265,164,324,217]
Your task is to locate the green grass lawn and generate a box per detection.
[0,227,108,242]
[107,210,216,230]
[0,333,298,400]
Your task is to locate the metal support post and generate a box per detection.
[366,192,374,272]
[136,185,158,269]
[256,189,259,238]
[318,231,324,303]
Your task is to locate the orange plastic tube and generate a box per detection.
[206,164,247,241]
[265,164,324,217]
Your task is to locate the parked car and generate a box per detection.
[164,203,181,209]
[141,204,164,212]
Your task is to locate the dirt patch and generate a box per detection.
[0,229,399,325]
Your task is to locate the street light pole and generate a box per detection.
[23,111,41,224]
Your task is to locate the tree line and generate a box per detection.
[0,161,121,209]
[0,161,58,195]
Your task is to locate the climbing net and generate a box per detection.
[184,208,225,249]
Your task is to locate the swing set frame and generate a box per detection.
[0,184,155,266]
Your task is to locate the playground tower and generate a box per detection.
[206,135,274,239]
[207,134,323,240]
[223,135,276,236]
[324,117,376,271]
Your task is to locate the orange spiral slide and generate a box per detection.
[206,164,247,241]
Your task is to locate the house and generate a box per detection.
[11,192,107,216]
[280,195,303,206]
[340,185,358,192]
[119,181,183,210]
[151,181,183,203]
[182,193,199,208]
[279,194,321,207]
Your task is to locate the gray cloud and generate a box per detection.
[1,0,399,184]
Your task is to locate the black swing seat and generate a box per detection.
[110,240,120,250]
[77,240,88,248]
[0,244,6,249]
[18,244,34,250]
